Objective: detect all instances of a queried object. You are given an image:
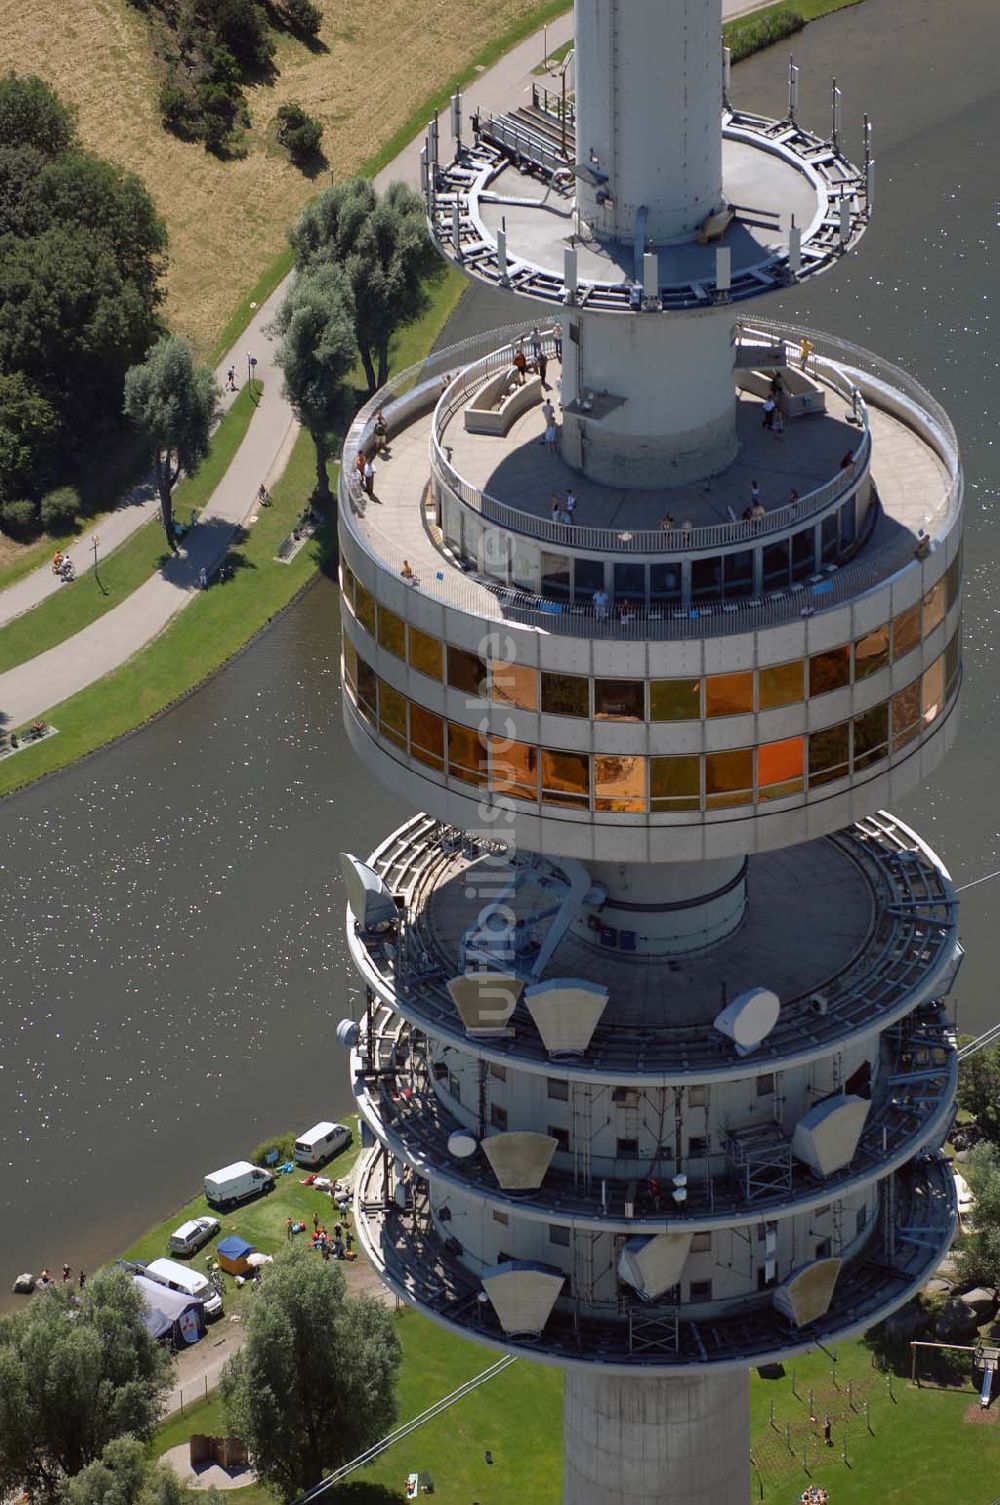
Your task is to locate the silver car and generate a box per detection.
[167,1215,220,1257]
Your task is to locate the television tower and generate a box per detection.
[337,4,962,1502]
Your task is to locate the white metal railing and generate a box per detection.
[339,320,961,643]
[427,323,875,556]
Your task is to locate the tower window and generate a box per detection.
[756,1074,775,1097]
[617,1137,640,1159]
[490,1103,507,1131]
[687,1136,707,1158]
[689,1280,713,1301]
[691,1232,712,1253]
[548,1125,570,1152]
[549,1224,571,1247]
[547,1077,569,1101]
[492,1210,509,1226]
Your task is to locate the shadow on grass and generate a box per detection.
[330,1483,405,1505]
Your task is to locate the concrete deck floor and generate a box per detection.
[443,385,858,531]
[425,837,874,1029]
[350,376,952,632]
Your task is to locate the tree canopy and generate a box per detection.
[292,176,442,391]
[123,335,218,548]
[0,74,166,539]
[0,71,76,158]
[957,1040,1000,1146]
[220,1247,402,1499]
[956,1141,1000,1290]
[271,262,356,500]
[65,1437,186,1505]
[0,1268,171,1502]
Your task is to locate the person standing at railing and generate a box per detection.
[513,343,527,385]
[553,321,562,362]
[530,326,542,363]
[564,489,576,523]
[593,587,609,621]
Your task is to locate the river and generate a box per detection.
[0,0,996,1298]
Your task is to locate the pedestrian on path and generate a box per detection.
[78,1270,86,1289]
[513,344,527,385]
[62,1263,71,1283]
[538,350,549,388]
[227,366,237,392]
[363,458,376,497]
[530,326,542,363]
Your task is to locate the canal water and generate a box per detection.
[0,0,996,1298]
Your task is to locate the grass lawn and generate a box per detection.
[0,265,466,800]
[0,383,262,676]
[149,1309,1000,1505]
[152,1300,562,1505]
[124,1118,364,1320]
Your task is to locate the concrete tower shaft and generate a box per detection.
[575,0,725,244]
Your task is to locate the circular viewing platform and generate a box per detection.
[428,106,870,310]
[339,320,959,640]
[345,811,960,1083]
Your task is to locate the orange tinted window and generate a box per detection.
[892,602,921,661]
[705,672,753,717]
[705,749,753,807]
[490,738,539,801]
[758,737,804,798]
[594,754,646,812]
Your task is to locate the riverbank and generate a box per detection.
[0,265,465,799]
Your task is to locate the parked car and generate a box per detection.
[143,1257,223,1320]
[204,1160,274,1210]
[167,1216,220,1257]
[294,1121,352,1167]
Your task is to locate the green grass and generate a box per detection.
[153,1300,562,1505]
[124,1120,364,1323]
[0,383,262,675]
[150,1316,1000,1505]
[532,38,572,75]
[210,0,572,362]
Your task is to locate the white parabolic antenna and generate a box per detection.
[714,987,781,1054]
[448,1130,478,1158]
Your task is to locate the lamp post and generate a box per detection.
[247,353,258,397]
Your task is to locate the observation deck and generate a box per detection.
[428,105,870,310]
[339,320,959,639]
[345,810,960,1083]
[354,1144,955,1374]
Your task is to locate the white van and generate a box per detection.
[294,1121,351,1166]
[144,1257,223,1319]
[204,1160,275,1210]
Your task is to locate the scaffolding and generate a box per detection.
[725,1123,794,1202]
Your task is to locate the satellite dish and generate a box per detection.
[714,987,780,1055]
[340,853,398,932]
[336,1019,360,1051]
[448,1130,478,1159]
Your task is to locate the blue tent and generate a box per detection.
[217,1235,255,1274]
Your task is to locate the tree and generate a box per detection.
[275,102,323,165]
[0,226,155,445]
[957,1040,1000,1145]
[292,176,441,392]
[65,1437,186,1505]
[123,336,217,550]
[271,263,355,502]
[35,152,168,311]
[0,371,58,506]
[0,72,76,158]
[220,1248,401,1499]
[956,1141,1000,1290]
[0,1268,171,1502]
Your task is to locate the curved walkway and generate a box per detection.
[0,0,770,725]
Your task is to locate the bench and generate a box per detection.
[737,365,826,418]
[464,367,543,435]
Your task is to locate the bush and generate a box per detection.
[726,9,804,63]
[283,0,322,36]
[159,79,197,135]
[39,484,80,532]
[250,1132,297,1167]
[0,497,41,538]
[276,101,323,163]
[0,72,76,158]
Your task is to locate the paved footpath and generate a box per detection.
[0,0,775,726]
